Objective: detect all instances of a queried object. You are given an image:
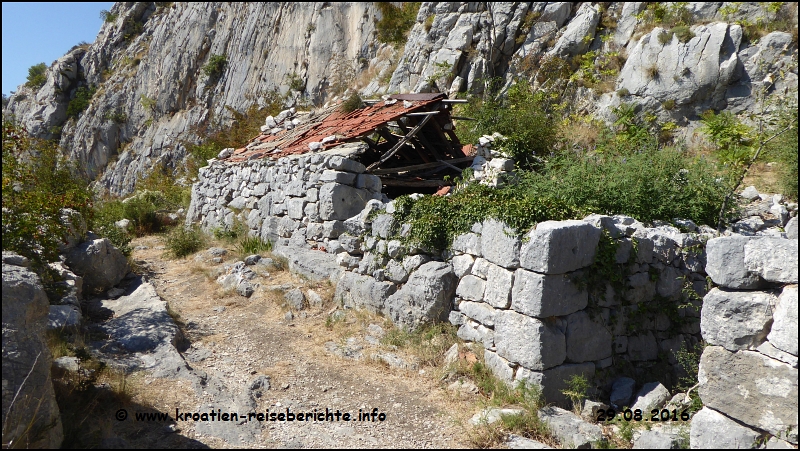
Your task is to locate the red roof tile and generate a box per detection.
[226,94,447,163]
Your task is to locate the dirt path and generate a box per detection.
[118,235,475,448]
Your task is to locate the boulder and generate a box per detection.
[520,220,601,274]
[610,377,636,408]
[701,288,777,351]
[698,346,798,443]
[495,310,566,371]
[689,407,760,449]
[630,382,671,412]
[2,257,63,448]
[334,271,396,314]
[384,262,457,330]
[536,406,604,448]
[64,237,129,293]
[633,429,684,449]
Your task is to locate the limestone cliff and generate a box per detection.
[4,2,798,195]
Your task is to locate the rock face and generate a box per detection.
[2,255,63,448]
[5,2,385,195]
[6,3,795,195]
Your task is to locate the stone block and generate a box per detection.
[627,332,658,361]
[456,275,485,302]
[481,219,520,268]
[520,220,601,274]
[656,266,684,299]
[705,236,762,289]
[768,285,798,357]
[321,220,346,239]
[495,310,566,370]
[698,346,798,443]
[458,300,496,327]
[744,237,798,284]
[371,214,395,239]
[452,232,482,256]
[484,350,515,384]
[511,269,587,318]
[286,198,306,219]
[471,257,490,278]
[689,407,760,449]
[318,183,371,221]
[320,170,357,185]
[564,311,612,363]
[701,288,776,351]
[633,229,678,264]
[451,254,474,278]
[355,173,382,192]
[485,263,513,308]
[457,320,494,349]
[326,155,366,173]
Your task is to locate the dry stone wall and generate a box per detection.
[188,155,716,406]
[186,142,386,248]
[690,235,798,448]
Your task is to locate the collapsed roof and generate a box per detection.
[221,93,476,190]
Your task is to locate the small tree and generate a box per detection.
[25,63,47,89]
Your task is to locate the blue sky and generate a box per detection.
[2,2,114,96]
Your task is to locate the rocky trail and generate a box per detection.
[94,235,473,448]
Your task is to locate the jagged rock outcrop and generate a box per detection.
[2,253,63,449]
[4,2,798,195]
[5,2,387,195]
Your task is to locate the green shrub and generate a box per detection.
[658,30,674,44]
[285,71,305,92]
[203,54,227,79]
[25,63,47,89]
[340,93,364,113]
[99,9,118,22]
[456,81,558,171]
[164,226,204,258]
[662,99,676,110]
[671,25,695,43]
[395,147,729,252]
[104,109,128,124]
[376,2,420,46]
[2,120,93,271]
[66,86,97,119]
[699,110,755,168]
[765,106,798,198]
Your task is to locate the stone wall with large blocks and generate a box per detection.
[690,236,798,448]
